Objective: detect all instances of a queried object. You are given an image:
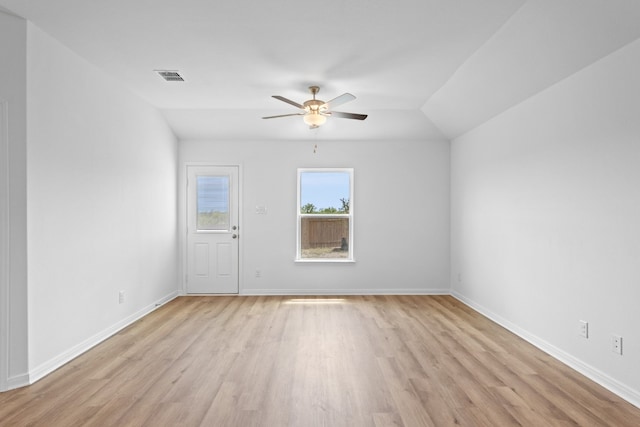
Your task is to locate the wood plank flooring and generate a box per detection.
[1,295,639,426]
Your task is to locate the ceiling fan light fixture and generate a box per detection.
[303,112,327,128]
[263,85,366,129]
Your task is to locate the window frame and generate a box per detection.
[296,168,354,263]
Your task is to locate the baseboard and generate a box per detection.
[451,290,640,410]
[27,290,179,386]
[5,372,30,391]
[240,288,451,296]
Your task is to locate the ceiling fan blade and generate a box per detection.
[328,111,368,120]
[262,113,305,119]
[272,95,304,110]
[322,93,356,110]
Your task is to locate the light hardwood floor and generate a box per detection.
[1,295,639,426]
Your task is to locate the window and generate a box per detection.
[297,168,354,262]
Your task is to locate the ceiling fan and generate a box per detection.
[262,86,367,129]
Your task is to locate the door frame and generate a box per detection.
[0,100,8,391]
[180,163,243,295]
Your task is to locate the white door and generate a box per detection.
[186,166,239,294]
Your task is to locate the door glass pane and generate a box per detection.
[197,175,229,230]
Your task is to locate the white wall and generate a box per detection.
[180,138,450,294]
[451,38,640,405]
[0,10,29,390]
[26,24,179,380]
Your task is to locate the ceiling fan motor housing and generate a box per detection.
[303,99,326,113]
[304,86,326,113]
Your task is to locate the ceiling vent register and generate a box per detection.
[156,70,184,82]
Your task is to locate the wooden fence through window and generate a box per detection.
[301,217,349,249]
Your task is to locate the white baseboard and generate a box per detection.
[27,291,179,386]
[240,288,451,296]
[451,290,640,410]
[5,372,30,391]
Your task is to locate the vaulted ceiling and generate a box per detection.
[2,0,640,141]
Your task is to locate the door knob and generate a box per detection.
[232,234,238,239]
[232,225,238,230]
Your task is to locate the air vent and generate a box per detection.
[155,70,184,82]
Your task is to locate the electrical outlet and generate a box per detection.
[119,290,125,304]
[612,335,623,355]
[578,320,588,338]
[255,270,261,278]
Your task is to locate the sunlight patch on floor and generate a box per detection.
[283,298,347,305]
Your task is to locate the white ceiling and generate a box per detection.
[2,0,639,141]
